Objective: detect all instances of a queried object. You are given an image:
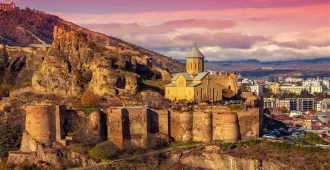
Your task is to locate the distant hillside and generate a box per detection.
[204,57,330,65]
[0,8,60,46]
[0,8,184,73]
[203,57,330,72]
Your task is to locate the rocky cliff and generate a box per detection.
[0,9,184,99]
[0,8,184,75]
[0,8,184,126]
[103,145,292,170]
[31,25,168,97]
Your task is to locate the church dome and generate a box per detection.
[186,44,205,59]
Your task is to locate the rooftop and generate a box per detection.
[186,43,205,59]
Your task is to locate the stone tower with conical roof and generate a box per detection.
[186,43,205,75]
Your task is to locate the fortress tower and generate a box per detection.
[186,43,205,75]
[0,0,15,11]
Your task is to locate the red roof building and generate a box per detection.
[0,0,15,11]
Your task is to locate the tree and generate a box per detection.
[263,88,272,98]
[300,89,312,98]
[0,124,22,158]
[0,45,9,70]
[240,83,251,92]
[309,109,317,115]
[276,90,297,99]
[280,106,289,113]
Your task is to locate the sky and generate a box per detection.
[15,0,330,61]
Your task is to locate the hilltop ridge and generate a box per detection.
[0,8,184,120]
[0,8,184,74]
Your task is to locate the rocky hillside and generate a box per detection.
[0,8,60,46]
[0,8,184,74]
[0,8,184,98]
[0,8,184,125]
[33,25,147,97]
[91,140,330,170]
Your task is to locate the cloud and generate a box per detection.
[53,4,329,26]
[120,31,269,50]
[174,32,268,49]
[161,19,236,30]
[244,17,269,22]
[273,27,330,47]
[81,19,236,37]
[165,45,330,61]
[273,39,311,49]
[52,4,330,61]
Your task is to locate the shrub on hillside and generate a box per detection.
[305,132,325,144]
[293,132,325,145]
[81,92,101,107]
[80,105,99,116]
[88,141,120,161]
[0,124,22,158]
[70,116,99,146]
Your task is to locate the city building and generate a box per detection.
[270,83,281,94]
[321,99,330,112]
[326,90,330,95]
[315,101,322,112]
[278,77,284,83]
[323,80,330,90]
[165,44,223,102]
[286,98,315,111]
[290,110,303,117]
[261,67,274,70]
[302,79,323,94]
[280,85,310,94]
[276,99,290,111]
[249,84,264,96]
[0,0,15,11]
[310,86,323,94]
[284,77,303,83]
[205,70,218,75]
[264,98,276,108]
[241,78,253,85]
[303,80,321,87]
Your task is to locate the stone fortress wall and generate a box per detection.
[106,105,262,148]
[9,104,262,164]
[214,72,239,93]
[23,105,67,150]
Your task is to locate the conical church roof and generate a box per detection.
[186,44,205,59]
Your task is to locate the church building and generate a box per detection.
[0,0,15,11]
[165,44,223,103]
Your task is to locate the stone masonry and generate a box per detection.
[9,104,262,165]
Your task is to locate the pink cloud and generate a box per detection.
[274,27,330,47]
[82,19,236,36]
[161,19,236,30]
[244,17,269,22]
[120,31,269,50]
[51,4,330,61]
[272,39,311,49]
[174,32,268,49]
[53,4,330,26]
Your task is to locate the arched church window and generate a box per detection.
[195,63,197,69]
[191,62,193,70]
